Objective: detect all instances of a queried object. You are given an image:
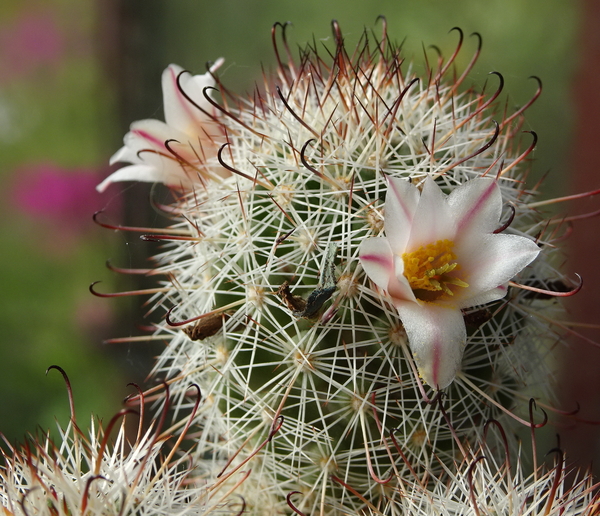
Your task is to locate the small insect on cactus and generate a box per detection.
[93,19,590,515]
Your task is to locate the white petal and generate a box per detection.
[457,285,507,309]
[456,233,540,303]
[448,177,502,236]
[384,177,419,253]
[359,238,416,302]
[96,165,165,192]
[128,119,187,151]
[109,144,137,167]
[110,119,188,168]
[109,119,193,171]
[189,68,219,99]
[162,64,216,131]
[406,176,455,250]
[359,238,393,290]
[395,302,466,389]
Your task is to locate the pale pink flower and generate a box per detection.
[97,60,226,192]
[359,176,540,389]
[8,163,110,254]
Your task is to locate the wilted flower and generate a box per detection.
[97,60,226,192]
[359,176,540,388]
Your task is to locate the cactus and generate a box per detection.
[3,20,595,516]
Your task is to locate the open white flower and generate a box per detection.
[359,176,540,389]
[97,60,226,192]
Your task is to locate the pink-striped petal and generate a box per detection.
[395,302,467,389]
[110,119,189,165]
[448,177,502,236]
[359,237,394,290]
[359,238,415,302]
[101,123,198,192]
[454,233,539,304]
[384,177,419,253]
[406,176,455,250]
[162,64,215,132]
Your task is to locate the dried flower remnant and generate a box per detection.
[94,20,590,515]
[183,311,232,340]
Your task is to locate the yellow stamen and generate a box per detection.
[402,239,469,301]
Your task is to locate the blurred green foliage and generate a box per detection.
[0,1,124,442]
[0,0,579,443]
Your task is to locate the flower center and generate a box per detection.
[402,239,469,301]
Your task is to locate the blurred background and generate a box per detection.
[1,0,598,473]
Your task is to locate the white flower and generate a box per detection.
[359,176,540,389]
[97,60,226,192]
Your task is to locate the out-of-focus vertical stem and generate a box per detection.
[97,0,166,126]
[95,0,168,371]
[561,0,600,476]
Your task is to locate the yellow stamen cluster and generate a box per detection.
[402,239,469,299]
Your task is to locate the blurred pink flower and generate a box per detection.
[9,163,114,253]
[0,8,65,82]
